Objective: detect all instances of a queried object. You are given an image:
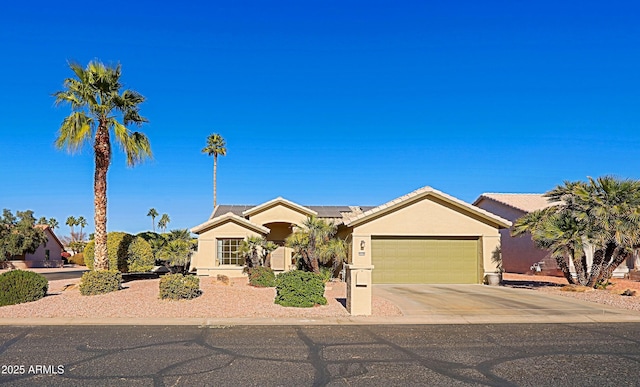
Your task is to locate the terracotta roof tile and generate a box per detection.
[475,193,557,213]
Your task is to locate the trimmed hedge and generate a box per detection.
[79,270,122,296]
[83,241,94,269]
[274,270,327,308]
[159,274,201,300]
[127,237,154,273]
[0,270,48,306]
[248,266,276,287]
[69,253,85,266]
[84,232,135,272]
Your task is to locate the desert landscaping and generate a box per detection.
[1,271,640,320]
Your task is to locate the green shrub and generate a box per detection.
[0,270,48,306]
[319,266,333,283]
[84,241,95,269]
[275,270,327,308]
[83,232,135,272]
[248,266,276,287]
[127,237,155,273]
[159,274,201,300]
[69,253,85,266]
[79,270,122,296]
[157,239,192,274]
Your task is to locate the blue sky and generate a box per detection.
[2,0,640,236]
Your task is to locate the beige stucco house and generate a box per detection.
[191,186,511,284]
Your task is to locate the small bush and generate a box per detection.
[127,237,155,273]
[275,270,327,308]
[159,274,201,300]
[79,270,122,296]
[157,240,192,274]
[319,267,332,283]
[248,267,276,287]
[0,270,48,306]
[69,253,85,266]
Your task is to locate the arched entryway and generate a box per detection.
[263,222,295,271]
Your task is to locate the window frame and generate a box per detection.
[216,238,244,266]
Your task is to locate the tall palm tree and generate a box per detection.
[158,213,170,233]
[66,216,77,236]
[77,216,87,240]
[54,60,152,270]
[201,133,227,209]
[37,217,48,225]
[147,208,159,232]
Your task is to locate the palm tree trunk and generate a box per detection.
[213,154,217,208]
[599,247,629,284]
[555,255,575,284]
[310,257,320,274]
[93,124,111,271]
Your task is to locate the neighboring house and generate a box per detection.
[8,224,65,269]
[473,193,632,277]
[191,186,511,284]
[473,193,556,274]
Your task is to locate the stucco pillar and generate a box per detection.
[346,235,373,316]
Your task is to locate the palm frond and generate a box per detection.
[54,112,93,152]
[112,121,152,166]
[202,133,227,156]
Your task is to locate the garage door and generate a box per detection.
[371,237,480,284]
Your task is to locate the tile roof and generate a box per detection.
[203,188,514,230]
[209,204,372,225]
[345,186,511,228]
[191,212,270,234]
[212,205,253,218]
[242,197,318,217]
[474,193,556,213]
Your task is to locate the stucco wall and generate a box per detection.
[475,199,556,274]
[354,197,500,237]
[352,196,504,275]
[24,229,64,267]
[193,220,264,273]
[248,204,310,226]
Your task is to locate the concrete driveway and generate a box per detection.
[373,284,640,323]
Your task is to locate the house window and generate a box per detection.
[217,239,243,266]
[45,250,50,261]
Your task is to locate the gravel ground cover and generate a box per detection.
[503,273,640,312]
[0,276,402,319]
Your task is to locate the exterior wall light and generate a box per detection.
[360,240,366,250]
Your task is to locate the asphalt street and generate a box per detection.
[37,270,87,281]
[1,323,640,386]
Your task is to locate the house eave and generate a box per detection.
[191,212,270,235]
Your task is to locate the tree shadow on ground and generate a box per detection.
[502,280,566,289]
